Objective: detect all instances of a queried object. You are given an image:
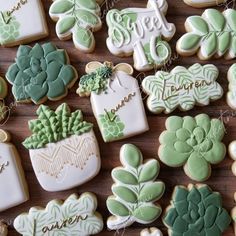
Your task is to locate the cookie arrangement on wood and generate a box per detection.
[1,0,236,235]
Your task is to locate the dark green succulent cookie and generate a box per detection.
[6,42,78,104]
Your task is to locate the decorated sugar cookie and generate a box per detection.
[177,9,236,60]
[140,228,163,236]
[231,193,236,235]
[0,0,48,46]
[142,63,223,114]
[158,114,226,181]
[106,0,176,71]
[0,129,29,212]
[227,64,236,110]
[49,0,102,53]
[14,193,104,236]
[77,62,149,142]
[0,76,8,122]
[23,103,101,192]
[106,144,165,230]
[0,221,8,236]
[183,0,226,8]
[6,43,78,104]
[228,141,236,176]
[163,184,231,236]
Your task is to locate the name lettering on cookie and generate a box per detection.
[0,161,9,174]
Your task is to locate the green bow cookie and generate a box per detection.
[158,114,226,181]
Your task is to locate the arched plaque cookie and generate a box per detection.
[23,103,101,192]
[106,0,176,71]
[183,0,226,8]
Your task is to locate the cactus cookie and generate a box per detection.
[106,0,176,71]
[177,9,236,60]
[106,144,165,230]
[183,0,226,8]
[142,63,223,114]
[14,193,104,236]
[140,228,163,236]
[158,114,226,181]
[0,0,48,46]
[23,103,101,192]
[49,0,102,53]
[163,184,231,236]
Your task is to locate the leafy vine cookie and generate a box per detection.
[14,193,104,236]
[227,63,236,110]
[228,141,236,176]
[106,0,176,71]
[49,0,102,53]
[77,61,149,142]
[163,184,231,236]
[23,103,101,192]
[0,0,48,46]
[177,9,236,60]
[140,228,163,236]
[106,144,165,230]
[6,42,78,104]
[158,114,226,181]
[231,193,236,235]
[142,63,223,114]
[183,0,226,8]
[0,129,29,212]
[0,221,8,236]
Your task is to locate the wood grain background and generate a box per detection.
[0,0,235,235]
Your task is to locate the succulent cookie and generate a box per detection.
[49,0,102,53]
[14,193,104,236]
[106,144,165,230]
[228,141,236,176]
[227,64,236,110]
[158,114,226,181]
[106,0,176,71]
[0,129,29,212]
[6,43,78,104]
[23,103,101,192]
[0,0,48,46]
[142,63,223,114]
[177,9,236,60]
[183,0,226,8]
[0,221,8,236]
[163,184,231,236]
[231,193,236,235]
[77,61,149,142]
[140,228,163,236]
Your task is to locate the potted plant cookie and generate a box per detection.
[23,103,101,192]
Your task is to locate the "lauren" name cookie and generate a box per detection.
[106,0,176,71]
[183,0,226,8]
[142,63,223,114]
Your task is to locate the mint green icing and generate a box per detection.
[23,103,93,149]
[159,114,226,181]
[6,43,77,104]
[106,144,165,230]
[163,184,231,236]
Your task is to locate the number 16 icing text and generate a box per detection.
[106,0,176,72]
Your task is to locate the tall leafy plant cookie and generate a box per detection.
[106,144,165,230]
[6,43,78,104]
[158,114,226,181]
[177,9,236,60]
[163,184,231,236]
[49,0,102,53]
[14,193,104,236]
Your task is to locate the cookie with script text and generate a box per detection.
[183,0,226,8]
[158,114,226,181]
[177,9,236,60]
[140,228,163,236]
[49,0,102,53]
[106,0,176,71]
[23,103,101,192]
[142,63,223,114]
[6,42,78,104]
[0,0,48,46]
[77,61,149,142]
[14,193,104,236]
[0,129,29,212]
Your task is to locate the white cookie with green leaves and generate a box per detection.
[14,193,103,236]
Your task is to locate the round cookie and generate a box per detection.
[183,0,226,8]
[140,228,163,236]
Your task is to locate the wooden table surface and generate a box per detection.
[0,0,236,235]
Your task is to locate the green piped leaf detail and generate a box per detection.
[112,186,137,203]
[139,160,159,183]
[57,16,76,34]
[133,205,162,222]
[73,25,93,49]
[122,144,142,168]
[112,169,137,185]
[50,0,74,14]
[106,198,130,217]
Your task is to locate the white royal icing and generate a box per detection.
[140,228,163,236]
[227,64,236,110]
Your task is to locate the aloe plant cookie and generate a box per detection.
[177,9,236,60]
[106,144,165,230]
[6,42,78,104]
[183,0,226,8]
[23,103,101,192]
[14,193,104,236]
[140,228,163,236]
[142,63,223,114]
[49,0,102,53]
[158,114,226,181]
[163,184,231,236]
